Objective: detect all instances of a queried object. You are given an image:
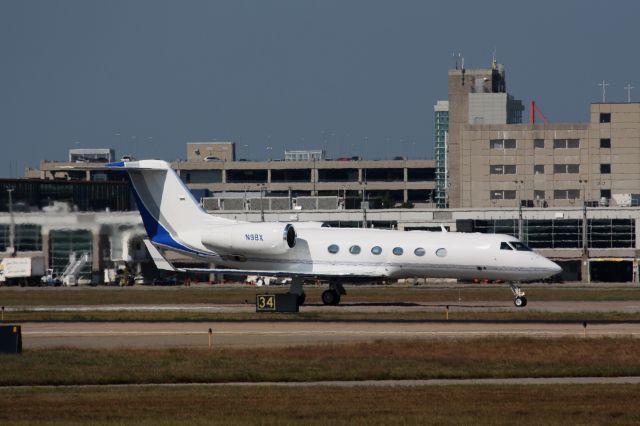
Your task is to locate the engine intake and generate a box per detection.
[202,223,297,255]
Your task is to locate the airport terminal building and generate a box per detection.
[4,61,640,284]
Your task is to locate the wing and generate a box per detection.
[143,240,382,281]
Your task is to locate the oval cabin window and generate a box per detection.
[327,244,340,254]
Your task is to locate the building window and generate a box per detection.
[371,246,382,255]
[600,138,611,148]
[553,139,580,149]
[490,190,516,200]
[600,113,611,123]
[600,164,611,174]
[349,245,361,255]
[534,165,545,175]
[414,247,426,257]
[554,189,581,200]
[327,244,339,254]
[534,139,545,148]
[534,190,545,201]
[1,224,43,252]
[392,247,404,256]
[490,139,516,150]
[554,164,580,174]
[600,189,611,199]
[490,165,516,174]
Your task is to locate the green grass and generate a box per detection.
[2,337,640,386]
[3,285,640,307]
[2,384,640,425]
[3,283,640,322]
[3,338,640,424]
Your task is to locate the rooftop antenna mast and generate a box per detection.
[458,53,465,85]
[625,83,634,103]
[598,80,609,102]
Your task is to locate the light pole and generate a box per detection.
[361,172,368,228]
[243,186,248,211]
[259,184,265,222]
[514,180,524,240]
[579,179,589,253]
[579,179,589,283]
[7,188,15,255]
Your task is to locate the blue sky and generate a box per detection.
[2,0,639,176]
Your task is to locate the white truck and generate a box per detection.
[0,256,46,286]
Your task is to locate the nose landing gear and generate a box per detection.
[510,283,527,308]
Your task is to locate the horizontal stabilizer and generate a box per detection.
[143,240,176,271]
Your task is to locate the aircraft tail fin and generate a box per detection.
[107,160,232,252]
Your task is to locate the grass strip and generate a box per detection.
[5,310,640,322]
[1,384,640,425]
[3,285,640,306]
[2,337,640,386]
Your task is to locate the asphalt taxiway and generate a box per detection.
[11,299,640,313]
[10,299,640,349]
[18,318,640,349]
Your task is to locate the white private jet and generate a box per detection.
[107,160,561,307]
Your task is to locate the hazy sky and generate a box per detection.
[2,0,640,176]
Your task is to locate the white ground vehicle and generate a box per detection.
[0,257,45,286]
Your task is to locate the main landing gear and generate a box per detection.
[322,282,346,306]
[288,279,346,306]
[510,283,527,308]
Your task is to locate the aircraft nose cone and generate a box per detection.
[549,260,562,274]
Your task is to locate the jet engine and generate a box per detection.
[201,223,297,255]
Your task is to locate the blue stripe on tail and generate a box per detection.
[126,174,207,256]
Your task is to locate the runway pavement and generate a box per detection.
[10,298,640,349]
[19,319,640,349]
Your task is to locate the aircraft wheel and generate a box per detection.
[514,296,527,308]
[322,289,340,305]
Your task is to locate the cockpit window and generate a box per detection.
[500,242,513,250]
[510,241,532,251]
